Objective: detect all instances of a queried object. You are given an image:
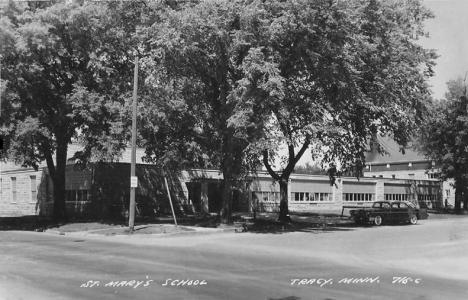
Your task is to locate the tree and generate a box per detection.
[141,0,260,224]
[0,1,151,220]
[138,0,437,223]
[230,0,437,221]
[415,77,468,213]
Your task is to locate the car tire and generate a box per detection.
[374,215,383,226]
[409,215,418,225]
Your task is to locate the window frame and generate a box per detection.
[11,177,17,204]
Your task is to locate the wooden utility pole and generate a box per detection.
[164,176,178,226]
[129,56,139,231]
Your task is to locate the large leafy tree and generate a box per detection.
[140,0,436,223]
[415,77,468,213]
[141,0,259,224]
[231,0,437,220]
[0,1,152,220]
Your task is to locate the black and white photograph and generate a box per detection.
[1,0,467,299]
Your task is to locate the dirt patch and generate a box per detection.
[51,222,126,232]
[89,225,195,236]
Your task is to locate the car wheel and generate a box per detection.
[409,215,418,225]
[374,215,383,226]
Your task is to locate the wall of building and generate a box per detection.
[364,162,454,207]
[88,163,193,220]
[0,168,49,217]
[250,173,443,214]
[1,165,444,218]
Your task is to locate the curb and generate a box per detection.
[43,224,239,238]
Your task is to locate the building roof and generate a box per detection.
[365,136,428,165]
[1,143,149,173]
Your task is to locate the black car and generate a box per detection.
[350,201,429,226]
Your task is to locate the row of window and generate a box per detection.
[371,174,439,179]
[252,192,280,202]
[4,176,90,203]
[293,192,333,202]
[343,193,374,202]
[65,190,91,202]
[259,192,440,203]
[385,194,409,201]
[418,194,438,202]
[1,175,442,205]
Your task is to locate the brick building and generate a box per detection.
[1,144,443,218]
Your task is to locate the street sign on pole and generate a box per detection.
[130,176,138,188]
[129,56,139,232]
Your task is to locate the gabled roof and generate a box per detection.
[366,136,428,165]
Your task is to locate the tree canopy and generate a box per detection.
[415,77,468,213]
[226,0,437,219]
[1,0,438,222]
[0,0,150,219]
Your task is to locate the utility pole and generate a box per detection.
[129,56,139,231]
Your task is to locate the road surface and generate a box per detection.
[0,217,467,300]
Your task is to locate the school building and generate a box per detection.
[1,159,442,218]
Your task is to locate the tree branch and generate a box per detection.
[262,149,281,181]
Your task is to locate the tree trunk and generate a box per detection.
[454,187,462,214]
[218,132,240,225]
[46,140,68,222]
[278,179,291,222]
[219,178,233,224]
[463,189,468,213]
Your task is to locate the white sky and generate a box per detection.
[420,0,468,100]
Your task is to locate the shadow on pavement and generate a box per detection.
[242,218,357,234]
[3,211,431,234]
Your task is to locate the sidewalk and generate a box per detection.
[3,211,466,237]
[39,212,353,237]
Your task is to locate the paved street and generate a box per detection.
[1,217,467,300]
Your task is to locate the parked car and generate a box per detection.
[350,201,429,226]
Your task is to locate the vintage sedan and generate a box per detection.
[350,201,429,226]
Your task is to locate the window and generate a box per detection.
[343,193,374,202]
[66,190,90,202]
[30,176,37,203]
[384,194,409,201]
[66,190,76,202]
[292,192,333,202]
[11,177,17,203]
[254,192,280,203]
[418,194,437,203]
[445,189,451,197]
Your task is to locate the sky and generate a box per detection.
[420,0,468,100]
